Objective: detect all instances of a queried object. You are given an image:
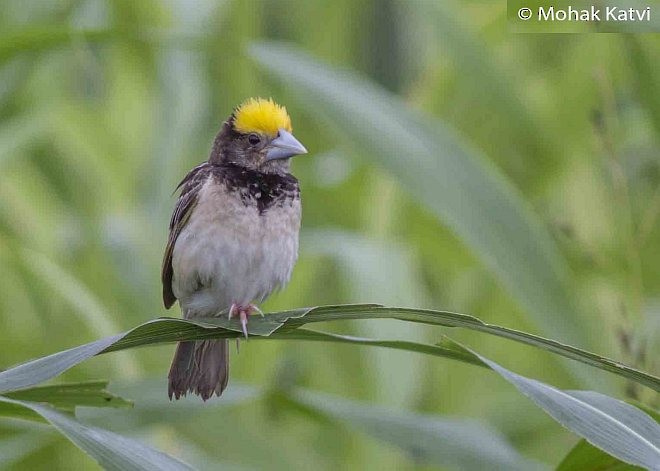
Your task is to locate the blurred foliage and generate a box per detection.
[0,0,659,469]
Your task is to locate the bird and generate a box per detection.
[161,97,307,401]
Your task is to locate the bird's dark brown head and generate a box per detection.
[209,98,307,174]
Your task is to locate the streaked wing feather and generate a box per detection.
[162,163,210,308]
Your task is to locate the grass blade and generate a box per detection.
[0,397,195,471]
[0,334,122,394]
[274,328,487,368]
[556,403,660,471]
[4,381,133,411]
[1,305,658,394]
[467,350,660,469]
[1,307,658,468]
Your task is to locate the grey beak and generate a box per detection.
[265,129,308,161]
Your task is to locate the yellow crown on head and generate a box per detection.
[233,97,292,137]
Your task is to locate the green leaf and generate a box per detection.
[1,306,658,468]
[444,343,660,470]
[248,42,590,359]
[284,388,547,471]
[277,328,487,368]
[0,400,45,422]
[4,381,133,411]
[0,381,132,422]
[0,397,195,471]
[0,333,123,394]
[298,331,660,469]
[1,305,658,395]
[556,404,660,471]
[268,306,658,391]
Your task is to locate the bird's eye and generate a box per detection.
[248,133,261,145]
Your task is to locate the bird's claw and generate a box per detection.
[251,305,265,317]
[228,303,238,320]
[239,309,248,339]
[228,303,262,339]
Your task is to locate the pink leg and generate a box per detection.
[228,304,243,350]
[238,308,248,339]
[228,303,262,339]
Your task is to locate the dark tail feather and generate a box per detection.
[168,339,229,401]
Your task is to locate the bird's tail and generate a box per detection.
[168,339,229,400]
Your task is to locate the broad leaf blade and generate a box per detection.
[5,381,133,411]
[0,397,195,471]
[275,328,487,368]
[0,334,122,394]
[1,308,658,468]
[0,401,45,422]
[458,346,660,469]
[1,305,658,394]
[556,403,660,471]
[273,306,659,391]
[248,41,589,356]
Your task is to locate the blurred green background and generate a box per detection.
[0,0,659,469]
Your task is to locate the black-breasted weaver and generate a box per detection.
[162,98,307,400]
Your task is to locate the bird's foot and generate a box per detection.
[250,304,265,317]
[228,303,262,339]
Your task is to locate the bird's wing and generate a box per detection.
[161,163,210,309]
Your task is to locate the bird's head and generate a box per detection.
[210,97,308,173]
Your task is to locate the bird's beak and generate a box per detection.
[265,129,308,161]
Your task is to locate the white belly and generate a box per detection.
[171,178,300,317]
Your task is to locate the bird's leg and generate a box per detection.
[228,304,249,339]
[227,304,242,351]
[238,308,249,339]
[228,303,263,340]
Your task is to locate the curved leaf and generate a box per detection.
[466,351,660,469]
[556,403,660,471]
[1,307,658,468]
[277,328,487,368]
[0,397,195,471]
[4,381,133,411]
[1,305,658,395]
[0,334,123,394]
